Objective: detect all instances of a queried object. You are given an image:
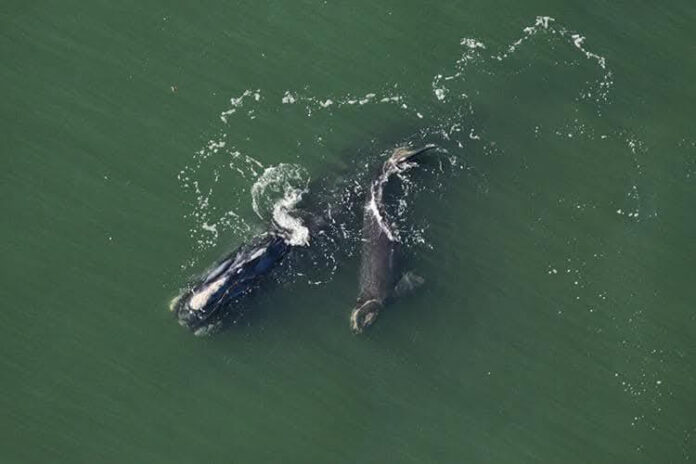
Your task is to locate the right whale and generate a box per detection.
[350,144,437,333]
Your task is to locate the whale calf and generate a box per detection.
[350,145,436,333]
[171,232,291,335]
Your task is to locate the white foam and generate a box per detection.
[358,93,376,105]
[272,187,310,246]
[430,37,486,103]
[274,90,422,118]
[380,96,401,103]
[282,91,297,104]
[460,38,486,49]
[251,164,310,246]
[201,222,218,235]
[536,16,554,29]
[219,89,261,123]
[486,16,612,108]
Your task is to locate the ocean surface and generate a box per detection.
[2,1,695,462]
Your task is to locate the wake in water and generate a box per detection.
[174,15,628,333]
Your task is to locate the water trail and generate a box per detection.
[178,15,617,281]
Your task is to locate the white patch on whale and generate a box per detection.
[365,151,421,242]
[189,276,226,310]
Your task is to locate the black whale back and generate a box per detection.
[175,233,290,331]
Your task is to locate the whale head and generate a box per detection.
[171,233,290,334]
[350,299,383,334]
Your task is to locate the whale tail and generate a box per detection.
[387,144,438,166]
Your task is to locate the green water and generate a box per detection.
[2,1,695,462]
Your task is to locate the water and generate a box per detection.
[2,1,695,462]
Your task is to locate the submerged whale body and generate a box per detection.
[171,232,290,335]
[350,145,436,333]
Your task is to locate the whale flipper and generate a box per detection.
[394,271,425,298]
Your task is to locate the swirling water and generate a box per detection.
[2,1,695,462]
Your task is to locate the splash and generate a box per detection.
[178,15,617,278]
[251,164,310,246]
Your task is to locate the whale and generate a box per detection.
[350,145,436,333]
[171,231,291,335]
[170,144,435,336]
